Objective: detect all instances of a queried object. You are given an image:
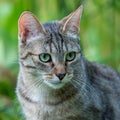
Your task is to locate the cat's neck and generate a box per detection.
[39,82,79,105]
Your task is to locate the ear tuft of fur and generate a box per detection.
[60,5,83,34]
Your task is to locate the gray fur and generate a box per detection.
[17,6,120,120]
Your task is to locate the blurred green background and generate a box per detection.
[0,0,120,119]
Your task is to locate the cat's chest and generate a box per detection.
[37,102,82,120]
[23,98,82,120]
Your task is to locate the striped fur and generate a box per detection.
[17,6,120,120]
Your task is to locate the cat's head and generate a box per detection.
[18,6,83,89]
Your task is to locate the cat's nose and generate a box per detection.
[56,73,66,80]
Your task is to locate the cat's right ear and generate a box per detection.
[18,11,45,44]
[59,5,83,35]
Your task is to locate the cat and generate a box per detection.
[16,5,120,120]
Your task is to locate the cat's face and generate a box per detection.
[18,6,83,89]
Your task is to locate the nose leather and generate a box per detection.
[56,73,66,80]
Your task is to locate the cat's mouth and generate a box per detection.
[43,74,73,89]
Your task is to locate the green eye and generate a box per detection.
[39,53,51,63]
[66,52,76,62]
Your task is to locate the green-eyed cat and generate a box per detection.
[17,5,120,120]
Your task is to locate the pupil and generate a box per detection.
[70,53,72,57]
[44,55,46,59]
[44,55,48,59]
[69,53,73,58]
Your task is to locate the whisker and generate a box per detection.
[21,80,44,102]
[71,79,99,100]
[22,78,44,95]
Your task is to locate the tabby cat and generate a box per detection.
[17,5,120,120]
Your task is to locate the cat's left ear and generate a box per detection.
[60,5,83,35]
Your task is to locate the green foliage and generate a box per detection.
[0,0,120,119]
[0,98,24,120]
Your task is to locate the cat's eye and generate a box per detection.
[39,53,51,63]
[66,52,76,62]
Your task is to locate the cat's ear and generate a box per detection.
[60,5,83,35]
[18,11,45,43]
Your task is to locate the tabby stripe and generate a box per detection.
[61,34,68,51]
[58,32,64,52]
[47,36,52,53]
[21,62,36,69]
[50,33,59,52]
[18,87,38,104]
[20,52,38,60]
[54,32,61,52]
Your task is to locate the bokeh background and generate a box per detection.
[0,0,120,119]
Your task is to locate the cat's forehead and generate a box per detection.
[44,41,79,53]
[25,22,80,54]
[42,22,80,53]
[43,35,80,54]
[27,35,80,54]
